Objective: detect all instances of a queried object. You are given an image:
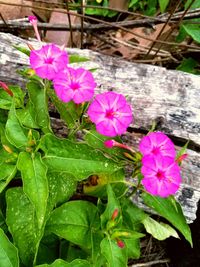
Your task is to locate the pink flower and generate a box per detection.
[30,44,69,80]
[141,155,181,197]
[87,92,133,137]
[53,67,96,104]
[139,132,176,159]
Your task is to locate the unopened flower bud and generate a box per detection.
[176,153,188,164]
[3,145,13,154]
[0,81,13,96]
[28,15,41,42]
[111,209,119,221]
[117,240,125,249]
[104,140,134,153]
[104,140,115,148]
[123,152,135,160]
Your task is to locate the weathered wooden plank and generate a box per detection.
[0,32,200,222]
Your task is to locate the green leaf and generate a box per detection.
[176,57,200,74]
[100,237,127,267]
[17,152,48,230]
[158,0,169,13]
[36,234,60,265]
[27,81,52,134]
[6,188,41,266]
[14,45,30,56]
[185,0,200,9]
[124,238,140,259]
[0,90,12,110]
[129,0,140,8]
[141,193,192,246]
[16,102,40,129]
[182,21,200,44]
[5,101,28,149]
[143,216,179,240]
[39,134,124,181]
[9,86,25,108]
[0,228,19,267]
[36,259,92,267]
[121,198,147,232]
[101,184,122,230]
[47,171,77,208]
[47,88,79,129]
[46,200,100,249]
[63,241,88,262]
[69,54,90,64]
[67,259,92,267]
[84,129,123,159]
[0,163,16,193]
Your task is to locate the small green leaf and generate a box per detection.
[182,21,200,44]
[185,0,200,9]
[0,228,19,267]
[129,0,140,8]
[143,216,179,240]
[27,81,52,134]
[142,193,192,246]
[0,90,12,109]
[121,198,148,232]
[14,45,30,56]
[101,184,122,230]
[17,152,48,230]
[5,101,28,149]
[36,259,92,267]
[16,102,40,129]
[69,54,90,64]
[0,163,16,193]
[158,0,169,13]
[100,237,127,267]
[47,88,79,129]
[46,200,100,249]
[67,259,92,267]
[124,238,140,259]
[177,57,200,74]
[6,188,41,266]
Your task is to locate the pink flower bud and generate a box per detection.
[111,209,119,220]
[28,16,37,24]
[104,139,134,153]
[117,240,125,249]
[28,15,41,42]
[0,81,13,96]
[104,140,116,148]
[176,153,188,164]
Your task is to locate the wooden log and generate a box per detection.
[0,32,200,223]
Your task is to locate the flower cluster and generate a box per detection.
[29,16,133,137]
[139,132,182,197]
[28,16,183,198]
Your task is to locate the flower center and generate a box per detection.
[105,109,115,119]
[70,82,80,90]
[156,170,165,180]
[45,57,54,64]
[152,147,160,155]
